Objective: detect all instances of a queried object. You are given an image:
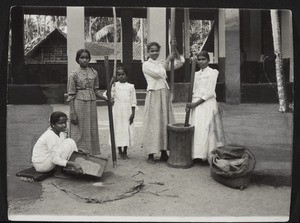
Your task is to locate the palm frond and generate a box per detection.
[94,24,115,42]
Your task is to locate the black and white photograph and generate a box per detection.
[1,3,299,222]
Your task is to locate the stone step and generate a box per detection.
[136,90,147,99]
[95,98,145,106]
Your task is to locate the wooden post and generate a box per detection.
[183,8,190,82]
[104,56,117,168]
[11,6,25,84]
[184,56,196,127]
[112,7,117,84]
[121,9,133,84]
[170,8,176,101]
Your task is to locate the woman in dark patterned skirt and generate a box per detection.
[67,49,108,155]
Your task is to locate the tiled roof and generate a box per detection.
[25,28,67,56]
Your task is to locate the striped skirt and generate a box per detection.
[142,88,175,155]
[69,99,100,155]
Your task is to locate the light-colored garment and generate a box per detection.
[189,66,225,160]
[142,56,185,91]
[142,56,184,155]
[67,66,101,155]
[142,88,175,154]
[109,82,137,147]
[31,129,78,172]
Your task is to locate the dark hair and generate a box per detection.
[197,50,210,61]
[75,49,91,64]
[116,63,128,75]
[146,42,161,51]
[50,111,67,127]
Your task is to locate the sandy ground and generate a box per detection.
[7,104,292,222]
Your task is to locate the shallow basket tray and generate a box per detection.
[63,151,108,178]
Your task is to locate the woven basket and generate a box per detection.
[210,146,256,190]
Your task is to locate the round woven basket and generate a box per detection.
[210,147,256,190]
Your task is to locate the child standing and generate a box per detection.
[31,111,83,173]
[106,65,137,159]
[67,49,108,155]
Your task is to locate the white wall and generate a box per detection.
[147,8,167,60]
[281,10,293,82]
[67,7,85,76]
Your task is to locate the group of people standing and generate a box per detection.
[31,41,225,174]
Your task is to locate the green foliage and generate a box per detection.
[24,15,67,53]
[189,20,212,55]
[23,14,212,55]
[85,17,121,42]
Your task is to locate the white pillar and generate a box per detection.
[67,7,85,76]
[225,9,241,104]
[217,9,226,83]
[218,9,226,58]
[147,7,167,60]
[281,10,293,82]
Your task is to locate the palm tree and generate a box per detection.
[270,9,289,112]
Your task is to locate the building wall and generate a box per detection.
[240,10,292,84]
[224,9,241,104]
[67,7,85,76]
[147,8,167,60]
[280,10,293,82]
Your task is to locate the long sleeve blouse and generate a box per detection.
[67,67,100,101]
[31,129,69,167]
[193,66,219,101]
[110,82,137,107]
[142,56,185,91]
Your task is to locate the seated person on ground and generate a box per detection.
[31,111,83,174]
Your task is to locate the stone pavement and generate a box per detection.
[6,102,293,205]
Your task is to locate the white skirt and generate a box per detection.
[142,88,175,154]
[109,101,134,147]
[189,97,225,160]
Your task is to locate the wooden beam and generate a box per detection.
[104,56,117,168]
[23,6,147,18]
[23,6,66,16]
[183,8,190,82]
[11,6,25,84]
[170,8,176,101]
[121,9,133,83]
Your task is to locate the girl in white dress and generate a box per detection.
[186,51,225,161]
[110,65,137,159]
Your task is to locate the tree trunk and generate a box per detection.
[86,17,91,42]
[270,10,289,112]
[25,15,29,43]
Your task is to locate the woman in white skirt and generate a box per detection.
[142,41,185,164]
[186,51,225,162]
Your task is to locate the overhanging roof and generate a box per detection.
[23,6,218,20]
